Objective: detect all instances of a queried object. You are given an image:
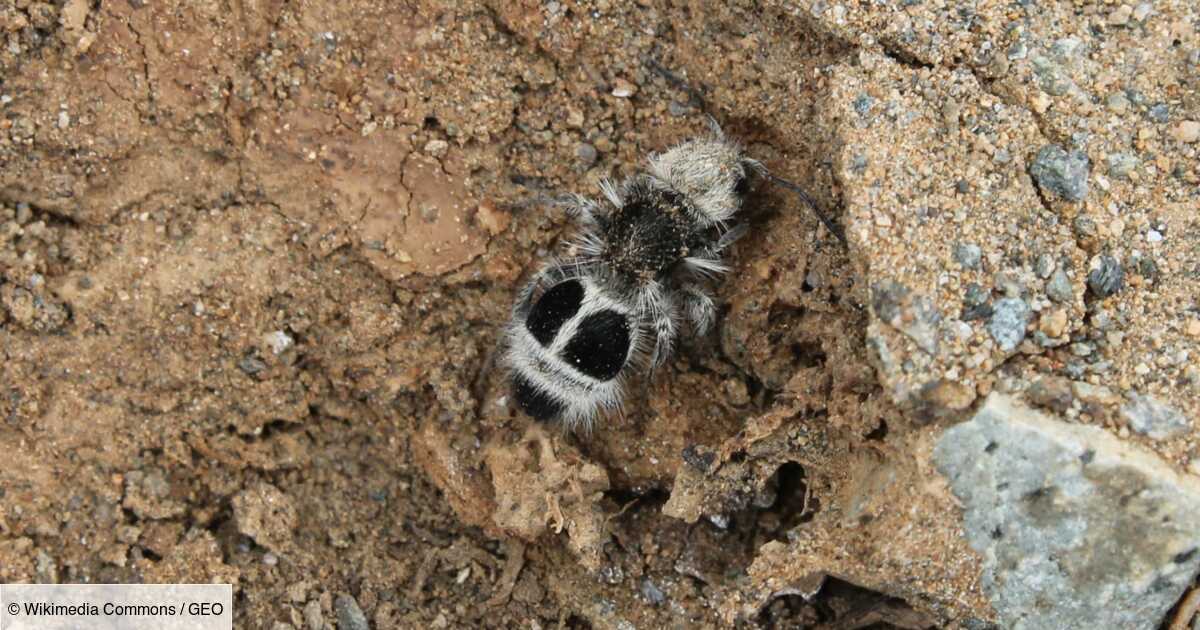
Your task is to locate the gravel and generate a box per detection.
[576,143,598,166]
[953,242,982,269]
[335,594,370,630]
[1046,268,1074,303]
[987,298,1030,351]
[1121,394,1191,440]
[1087,255,1124,298]
[1030,144,1090,201]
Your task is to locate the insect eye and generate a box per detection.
[733,172,750,196]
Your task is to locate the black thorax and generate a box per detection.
[599,185,704,281]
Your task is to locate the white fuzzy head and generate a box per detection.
[645,136,758,225]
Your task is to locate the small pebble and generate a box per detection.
[263,331,294,355]
[953,242,982,269]
[987,298,1030,352]
[1046,269,1074,303]
[853,94,875,117]
[611,79,636,98]
[1035,254,1055,279]
[57,111,70,129]
[424,139,449,157]
[1039,308,1068,338]
[1108,5,1132,25]
[1146,103,1169,123]
[1105,92,1130,113]
[1145,230,1163,243]
[964,283,990,307]
[334,594,369,630]
[1106,152,1138,178]
[575,143,598,166]
[1171,120,1200,143]
[1087,255,1124,298]
[238,356,267,375]
[1030,144,1089,201]
[1122,394,1190,440]
[641,579,666,606]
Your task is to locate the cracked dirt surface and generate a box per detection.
[2,1,1198,629]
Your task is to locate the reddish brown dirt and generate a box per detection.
[0,1,940,628]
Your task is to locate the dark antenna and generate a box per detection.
[766,173,847,246]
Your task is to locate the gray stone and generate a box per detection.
[640,578,666,605]
[853,93,875,117]
[335,594,370,630]
[1106,152,1138,179]
[1030,145,1090,201]
[1087,255,1124,298]
[871,280,941,354]
[1032,56,1073,96]
[1147,103,1170,123]
[576,143,598,166]
[934,394,1200,630]
[1035,254,1055,279]
[954,242,983,269]
[987,298,1030,351]
[1122,393,1191,440]
[1046,269,1074,303]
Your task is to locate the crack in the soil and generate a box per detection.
[120,12,156,119]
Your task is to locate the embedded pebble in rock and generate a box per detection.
[935,394,1200,630]
[1147,103,1170,124]
[641,579,666,606]
[1122,394,1191,440]
[987,298,1030,352]
[263,331,294,355]
[871,280,941,355]
[1172,120,1200,144]
[1106,152,1138,178]
[423,139,449,157]
[610,79,636,98]
[1030,145,1090,202]
[1046,269,1074,303]
[1039,309,1068,338]
[1035,254,1054,279]
[334,594,369,630]
[575,143,598,166]
[1087,255,1124,298]
[828,51,1084,417]
[953,242,982,270]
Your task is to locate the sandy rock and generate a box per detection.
[233,483,298,553]
[1121,394,1191,441]
[825,51,1085,416]
[484,427,610,570]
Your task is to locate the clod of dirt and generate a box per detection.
[485,427,610,571]
[233,482,298,554]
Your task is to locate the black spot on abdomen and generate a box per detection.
[525,279,584,345]
[512,373,564,422]
[560,309,630,381]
